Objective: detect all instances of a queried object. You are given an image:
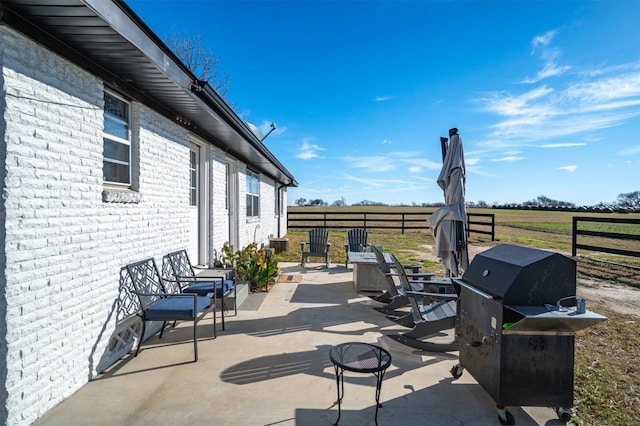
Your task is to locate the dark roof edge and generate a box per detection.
[8,0,293,187]
[99,0,297,186]
[196,82,298,186]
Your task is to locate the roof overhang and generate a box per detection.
[1,0,297,187]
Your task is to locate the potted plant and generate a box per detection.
[221,242,279,292]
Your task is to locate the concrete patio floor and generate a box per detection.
[35,263,566,426]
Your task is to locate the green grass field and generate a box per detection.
[282,207,640,282]
[274,207,640,425]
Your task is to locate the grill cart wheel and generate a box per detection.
[497,406,515,425]
[450,364,464,379]
[555,407,574,423]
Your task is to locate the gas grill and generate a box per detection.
[451,244,607,425]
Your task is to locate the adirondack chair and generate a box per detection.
[387,256,460,352]
[343,228,369,268]
[300,227,331,267]
[371,245,435,307]
[164,249,236,331]
[126,257,215,361]
[383,253,457,327]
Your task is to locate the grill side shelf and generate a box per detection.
[502,305,607,335]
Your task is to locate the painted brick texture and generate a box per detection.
[1,27,188,426]
[1,25,286,426]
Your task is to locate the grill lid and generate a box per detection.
[462,244,575,305]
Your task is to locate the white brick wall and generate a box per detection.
[236,167,281,250]
[3,26,106,425]
[210,148,230,257]
[1,26,287,426]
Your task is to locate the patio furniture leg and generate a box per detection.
[333,364,344,425]
[192,295,198,362]
[374,368,387,426]
[212,291,217,339]
[134,320,147,357]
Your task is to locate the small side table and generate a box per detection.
[329,342,392,425]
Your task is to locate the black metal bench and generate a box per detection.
[164,249,236,331]
[126,257,215,361]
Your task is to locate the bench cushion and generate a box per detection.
[183,279,235,298]
[145,295,211,320]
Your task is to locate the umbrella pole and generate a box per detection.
[440,137,448,162]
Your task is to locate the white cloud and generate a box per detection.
[465,158,480,166]
[579,61,640,78]
[558,165,577,172]
[343,155,396,172]
[532,30,557,49]
[408,166,421,173]
[342,151,442,173]
[490,156,524,162]
[524,29,570,83]
[540,143,586,148]
[476,61,640,149]
[341,173,420,188]
[382,139,392,145]
[618,145,640,156]
[296,140,325,160]
[374,96,396,102]
[478,86,554,116]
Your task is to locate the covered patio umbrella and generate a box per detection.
[427,128,469,277]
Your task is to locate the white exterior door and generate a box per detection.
[189,145,201,262]
[226,160,239,251]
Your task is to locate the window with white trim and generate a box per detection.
[225,163,230,210]
[103,91,131,185]
[189,149,198,206]
[246,169,260,217]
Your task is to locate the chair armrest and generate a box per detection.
[193,265,230,272]
[177,275,223,284]
[132,290,198,299]
[407,272,434,279]
[405,291,458,300]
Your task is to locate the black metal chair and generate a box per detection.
[126,257,215,361]
[300,227,331,267]
[343,228,369,268]
[165,249,236,331]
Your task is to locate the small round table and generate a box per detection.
[329,342,392,426]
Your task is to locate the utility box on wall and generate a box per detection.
[270,238,289,253]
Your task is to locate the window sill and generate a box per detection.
[102,188,142,204]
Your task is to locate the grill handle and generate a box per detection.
[453,278,494,300]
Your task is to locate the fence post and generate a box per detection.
[364,213,367,230]
[491,214,495,241]
[401,213,405,234]
[571,216,577,256]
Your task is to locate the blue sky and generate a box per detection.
[127,0,640,206]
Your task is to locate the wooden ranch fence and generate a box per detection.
[572,216,640,258]
[287,210,495,241]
